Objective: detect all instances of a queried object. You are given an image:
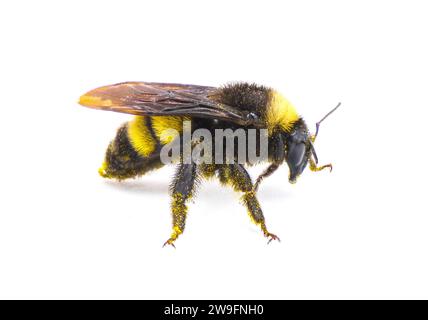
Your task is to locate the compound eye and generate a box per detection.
[287,142,306,167]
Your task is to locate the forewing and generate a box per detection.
[79,82,257,125]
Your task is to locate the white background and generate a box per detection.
[0,0,427,299]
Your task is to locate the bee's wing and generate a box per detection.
[79,82,260,126]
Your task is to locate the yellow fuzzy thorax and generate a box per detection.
[266,90,299,133]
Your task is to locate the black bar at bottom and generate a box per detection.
[0,299,419,318]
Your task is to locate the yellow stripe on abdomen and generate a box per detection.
[127,116,157,157]
[151,116,187,144]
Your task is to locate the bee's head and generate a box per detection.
[285,103,341,183]
[255,103,340,191]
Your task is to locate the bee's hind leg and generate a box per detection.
[218,164,280,244]
[163,162,199,248]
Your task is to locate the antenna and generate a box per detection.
[314,102,341,138]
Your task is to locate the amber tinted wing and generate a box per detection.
[79,82,258,125]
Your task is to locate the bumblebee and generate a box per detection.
[79,82,339,247]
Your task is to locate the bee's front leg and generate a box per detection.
[309,158,333,172]
[219,164,280,244]
[163,163,198,248]
[253,163,279,192]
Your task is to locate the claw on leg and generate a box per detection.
[261,223,281,244]
[162,226,182,248]
[265,232,281,244]
[309,159,333,172]
[162,238,177,249]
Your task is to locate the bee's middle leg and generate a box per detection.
[163,162,199,248]
[217,164,280,243]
